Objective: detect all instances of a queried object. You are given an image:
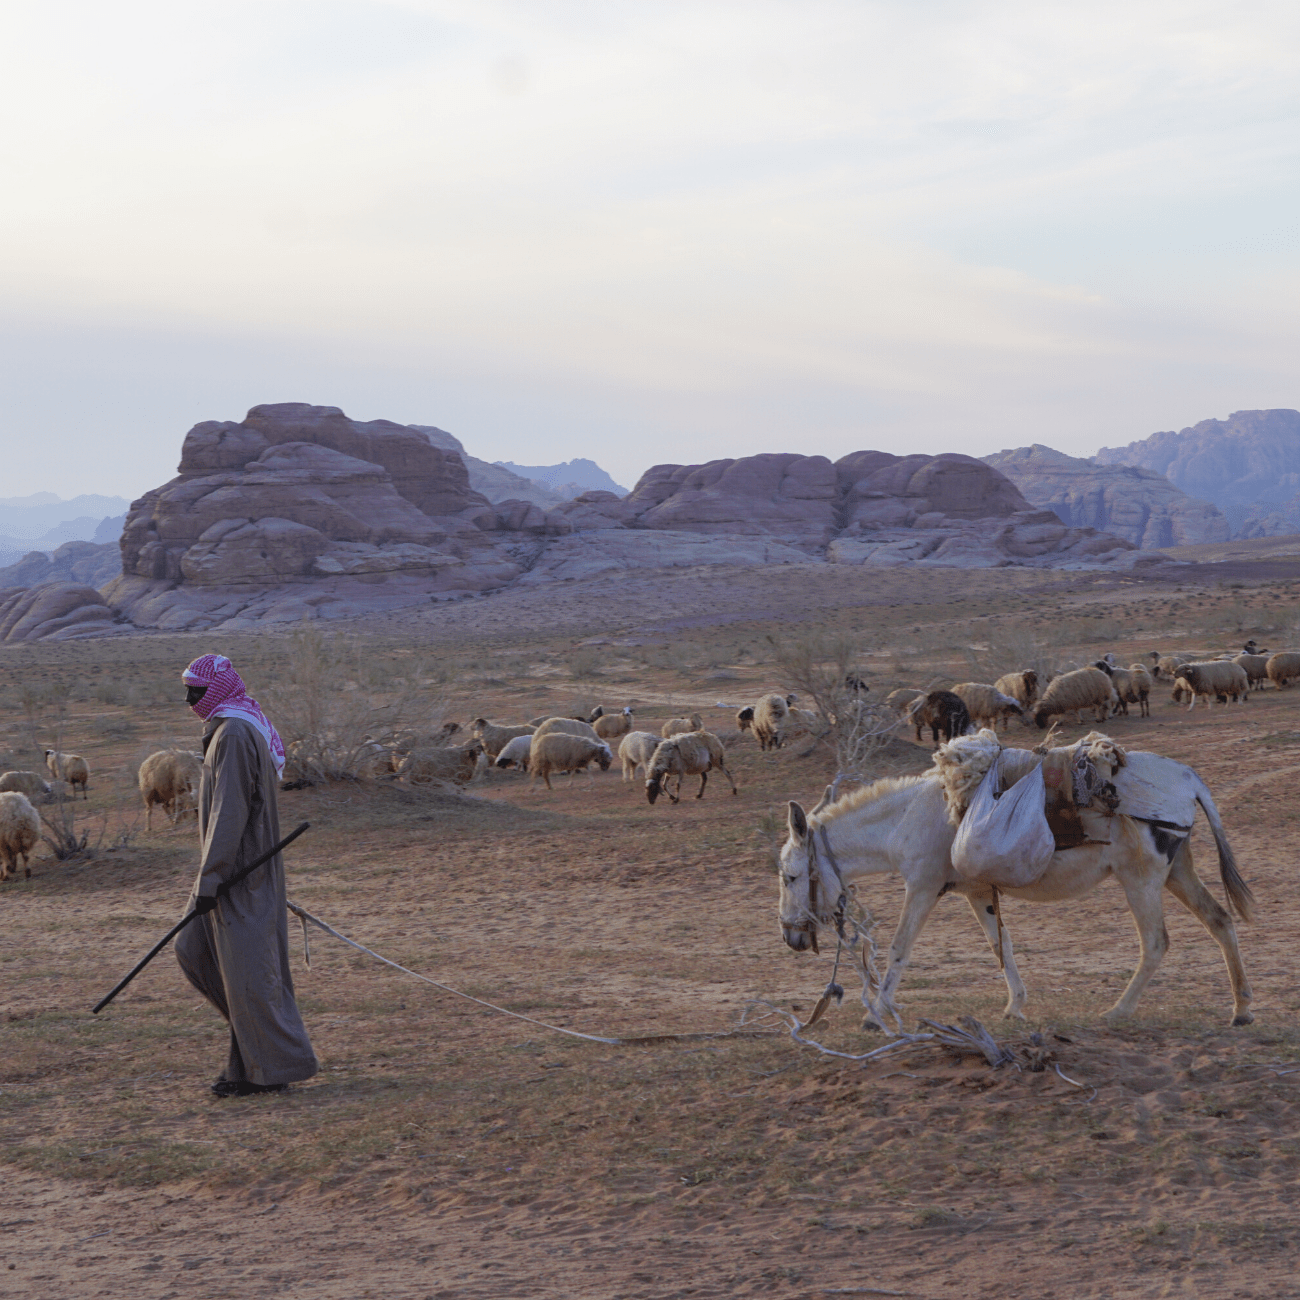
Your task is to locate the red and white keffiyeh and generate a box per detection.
[182,654,286,779]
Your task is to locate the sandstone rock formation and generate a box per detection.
[415,426,569,508]
[105,404,572,631]
[0,540,121,590]
[0,582,118,642]
[983,444,1230,548]
[1095,409,1300,536]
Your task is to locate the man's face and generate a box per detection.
[186,685,208,708]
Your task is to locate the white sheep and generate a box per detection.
[1125,663,1154,717]
[1172,661,1250,709]
[0,791,40,881]
[593,707,635,740]
[1266,652,1300,689]
[44,750,89,799]
[470,718,536,759]
[1234,653,1270,691]
[493,734,534,770]
[617,731,661,782]
[661,712,704,739]
[528,733,613,790]
[645,731,737,804]
[532,717,601,743]
[952,683,1026,731]
[138,749,203,830]
[1031,667,1117,728]
[749,694,790,750]
[0,771,51,799]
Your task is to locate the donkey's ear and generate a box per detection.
[809,784,834,816]
[787,801,808,842]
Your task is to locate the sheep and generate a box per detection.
[399,739,485,785]
[1126,663,1153,717]
[910,690,971,745]
[1243,639,1269,656]
[138,749,203,831]
[1151,652,1193,681]
[661,711,704,739]
[749,694,791,750]
[783,707,824,742]
[1234,653,1270,691]
[0,771,50,798]
[533,716,601,743]
[884,688,925,717]
[645,731,737,804]
[494,734,534,770]
[1266,651,1300,690]
[44,750,88,799]
[1092,661,1136,717]
[0,792,40,882]
[1031,667,1117,729]
[528,733,613,790]
[470,718,536,759]
[1172,661,1250,710]
[617,731,661,782]
[993,670,1040,713]
[951,682,1026,731]
[594,707,635,741]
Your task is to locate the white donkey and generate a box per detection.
[776,762,1255,1029]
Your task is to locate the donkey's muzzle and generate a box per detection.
[782,923,819,954]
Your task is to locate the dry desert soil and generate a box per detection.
[5,559,1300,1298]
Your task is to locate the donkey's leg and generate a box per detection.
[960,887,1028,1020]
[1164,841,1254,1026]
[863,883,942,1031]
[1105,828,1170,1023]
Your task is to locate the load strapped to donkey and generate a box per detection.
[934,727,1253,915]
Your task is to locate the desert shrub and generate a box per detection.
[264,629,444,783]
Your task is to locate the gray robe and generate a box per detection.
[175,716,318,1086]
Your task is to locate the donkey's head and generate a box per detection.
[777,799,835,953]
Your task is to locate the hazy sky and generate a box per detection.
[4,0,1299,499]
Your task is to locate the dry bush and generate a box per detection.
[27,681,102,861]
[962,626,1060,685]
[767,633,896,786]
[264,629,445,784]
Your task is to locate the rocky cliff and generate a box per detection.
[1095,409,1300,537]
[0,540,122,590]
[983,444,1230,548]
[415,426,568,508]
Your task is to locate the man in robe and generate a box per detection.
[175,654,318,1097]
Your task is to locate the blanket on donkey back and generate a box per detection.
[937,730,1195,890]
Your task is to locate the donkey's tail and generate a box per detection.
[1194,779,1256,922]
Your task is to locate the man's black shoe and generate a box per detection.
[211,1078,288,1098]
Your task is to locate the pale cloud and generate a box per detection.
[2,1,1298,496]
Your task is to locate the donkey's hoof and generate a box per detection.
[1232,1010,1255,1027]
[1002,1008,1028,1022]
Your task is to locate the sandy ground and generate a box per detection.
[5,562,1300,1298]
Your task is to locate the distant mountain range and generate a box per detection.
[495,458,628,498]
[0,494,129,571]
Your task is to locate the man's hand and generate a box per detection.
[191,894,218,916]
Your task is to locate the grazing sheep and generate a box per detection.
[138,749,203,831]
[783,707,824,743]
[528,733,613,790]
[44,750,88,799]
[1031,667,1117,728]
[661,712,704,739]
[952,682,1025,731]
[617,731,661,782]
[1172,661,1250,709]
[0,771,50,798]
[645,731,737,804]
[494,734,534,770]
[594,707,635,741]
[400,739,485,785]
[750,694,791,750]
[910,691,971,745]
[1152,652,1193,681]
[470,718,536,759]
[1266,651,1300,690]
[533,716,601,743]
[993,670,1040,713]
[0,791,40,881]
[1126,663,1154,717]
[1234,653,1270,691]
[1092,661,1137,717]
[884,688,925,717]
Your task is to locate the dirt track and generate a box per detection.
[5,562,1300,1298]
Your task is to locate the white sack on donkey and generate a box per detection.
[950,760,1055,889]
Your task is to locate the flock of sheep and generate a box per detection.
[884,642,1300,745]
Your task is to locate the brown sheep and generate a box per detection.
[645,731,737,804]
[528,734,613,790]
[594,707,635,740]
[400,739,485,785]
[0,791,40,881]
[661,712,704,739]
[993,670,1040,712]
[138,749,203,831]
[910,691,971,745]
[0,771,50,799]
[44,750,88,799]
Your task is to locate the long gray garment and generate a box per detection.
[175,716,318,1086]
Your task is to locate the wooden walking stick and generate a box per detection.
[91,821,310,1014]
